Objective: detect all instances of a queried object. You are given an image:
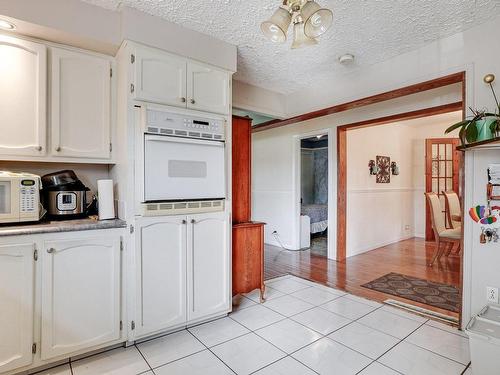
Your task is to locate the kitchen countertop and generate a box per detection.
[0,217,127,237]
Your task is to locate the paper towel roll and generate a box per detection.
[97,179,115,220]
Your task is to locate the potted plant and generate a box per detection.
[445,74,500,145]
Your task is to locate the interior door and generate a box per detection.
[187,211,230,321]
[134,45,187,108]
[0,242,34,373]
[425,138,461,240]
[0,35,46,156]
[187,62,230,115]
[41,235,121,359]
[135,216,187,337]
[50,47,111,159]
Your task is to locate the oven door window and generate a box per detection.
[144,135,225,201]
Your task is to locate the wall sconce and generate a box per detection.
[368,160,379,175]
[391,161,400,175]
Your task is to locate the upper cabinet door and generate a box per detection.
[135,216,187,338]
[187,211,230,321]
[50,48,111,159]
[187,62,230,115]
[134,45,187,108]
[0,242,35,374]
[0,36,46,157]
[41,235,121,360]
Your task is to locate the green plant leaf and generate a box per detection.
[445,120,470,134]
[491,120,500,134]
[465,121,478,143]
[459,126,466,144]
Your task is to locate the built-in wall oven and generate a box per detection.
[138,105,227,216]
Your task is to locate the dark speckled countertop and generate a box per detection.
[0,217,127,237]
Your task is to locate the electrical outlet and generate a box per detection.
[487,286,499,303]
[404,225,410,230]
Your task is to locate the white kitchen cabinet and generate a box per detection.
[187,211,230,321]
[0,35,46,157]
[133,45,187,108]
[40,235,121,360]
[50,47,112,159]
[187,62,230,115]
[135,216,187,337]
[0,242,35,373]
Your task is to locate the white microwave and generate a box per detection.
[0,172,42,224]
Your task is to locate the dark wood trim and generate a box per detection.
[337,128,347,261]
[253,72,466,133]
[336,102,464,262]
[339,102,463,132]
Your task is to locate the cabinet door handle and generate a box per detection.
[180,97,186,103]
[35,146,42,151]
[190,99,196,104]
[191,219,196,224]
[182,219,187,224]
[47,248,56,254]
[55,146,61,152]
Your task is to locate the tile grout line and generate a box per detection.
[185,328,238,375]
[134,343,155,373]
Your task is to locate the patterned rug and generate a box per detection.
[361,272,460,313]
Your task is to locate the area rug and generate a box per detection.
[361,272,460,313]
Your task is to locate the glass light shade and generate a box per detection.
[260,7,292,43]
[0,19,15,30]
[291,21,318,49]
[302,1,333,38]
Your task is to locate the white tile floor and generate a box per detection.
[31,275,471,375]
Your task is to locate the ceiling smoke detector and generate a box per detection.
[338,54,354,65]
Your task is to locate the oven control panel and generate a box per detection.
[144,108,225,141]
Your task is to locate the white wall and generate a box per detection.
[346,111,461,257]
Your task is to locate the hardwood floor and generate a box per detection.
[265,237,461,320]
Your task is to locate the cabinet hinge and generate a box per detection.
[34,248,38,261]
[130,225,134,234]
[131,54,135,64]
[110,68,113,78]
[130,83,135,93]
[109,142,113,152]
[32,343,37,354]
[131,321,135,330]
[120,321,123,331]
[120,239,124,251]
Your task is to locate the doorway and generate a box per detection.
[299,134,329,256]
[425,138,461,240]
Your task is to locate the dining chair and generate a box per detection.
[442,190,462,229]
[425,192,461,266]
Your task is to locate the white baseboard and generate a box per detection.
[347,235,414,258]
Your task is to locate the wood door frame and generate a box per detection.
[336,100,465,260]
[424,138,461,240]
[253,72,465,133]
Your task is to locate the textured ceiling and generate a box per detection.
[82,0,500,95]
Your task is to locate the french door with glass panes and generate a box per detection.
[425,138,461,240]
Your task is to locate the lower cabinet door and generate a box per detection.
[135,216,187,337]
[188,211,230,321]
[0,242,35,373]
[41,235,121,360]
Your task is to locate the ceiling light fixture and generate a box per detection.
[261,0,333,49]
[0,19,16,30]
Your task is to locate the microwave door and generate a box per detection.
[0,180,19,223]
[144,135,226,201]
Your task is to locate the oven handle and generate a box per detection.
[144,134,225,147]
